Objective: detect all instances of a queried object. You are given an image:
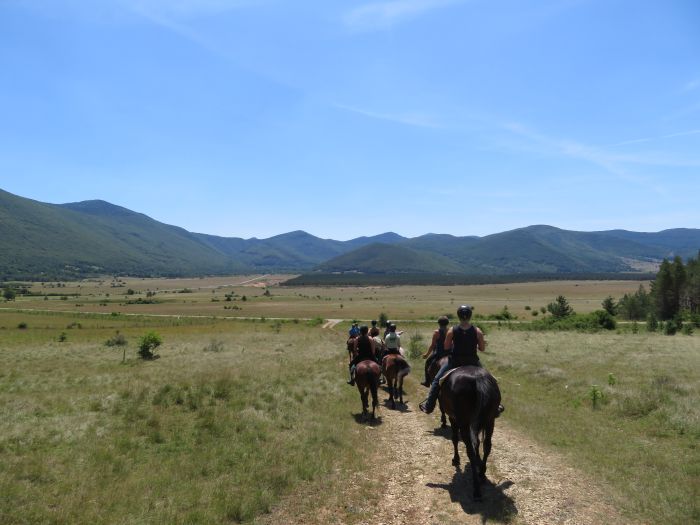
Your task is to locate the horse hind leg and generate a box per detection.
[398,375,404,405]
[480,420,495,480]
[450,418,460,467]
[439,399,447,428]
[370,376,379,420]
[464,426,484,501]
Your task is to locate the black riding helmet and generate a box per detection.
[457,304,473,320]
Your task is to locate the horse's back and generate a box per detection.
[382,353,409,376]
[356,359,381,377]
[441,366,501,421]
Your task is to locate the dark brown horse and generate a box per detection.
[382,353,411,409]
[355,359,381,421]
[427,355,450,428]
[439,366,502,501]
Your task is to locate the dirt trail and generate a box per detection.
[263,390,634,525]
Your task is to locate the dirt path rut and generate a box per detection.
[263,388,633,525]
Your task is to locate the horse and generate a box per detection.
[355,359,381,421]
[381,353,411,409]
[346,337,356,362]
[438,365,502,501]
[427,355,450,428]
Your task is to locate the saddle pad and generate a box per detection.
[438,367,459,387]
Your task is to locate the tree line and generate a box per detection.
[615,253,700,327]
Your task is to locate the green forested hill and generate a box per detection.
[1,188,698,279]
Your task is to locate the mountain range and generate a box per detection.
[1,188,698,280]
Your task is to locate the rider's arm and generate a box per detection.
[370,337,376,356]
[476,327,486,352]
[444,327,454,352]
[423,330,439,359]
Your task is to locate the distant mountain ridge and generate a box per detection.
[1,188,698,280]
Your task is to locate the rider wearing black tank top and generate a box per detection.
[450,324,480,367]
[419,305,486,413]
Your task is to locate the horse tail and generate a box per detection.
[474,372,501,435]
[397,358,411,380]
[369,368,379,407]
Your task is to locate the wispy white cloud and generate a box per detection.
[334,103,444,129]
[344,0,466,31]
[499,122,700,196]
[610,128,700,147]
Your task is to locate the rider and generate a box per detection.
[347,325,376,386]
[384,323,401,355]
[348,321,360,339]
[421,316,450,387]
[419,305,485,414]
[369,319,380,337]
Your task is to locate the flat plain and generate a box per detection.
[2,275,651,320]
[1,277,697,524]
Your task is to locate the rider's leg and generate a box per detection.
[422,355,435,386]
[419,359,452,414]
[347,363,357,385]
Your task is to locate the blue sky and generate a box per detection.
[1,0,699,240]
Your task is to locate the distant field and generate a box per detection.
[2,275,651,321]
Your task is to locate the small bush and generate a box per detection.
[646,313,658,332]
[589,385,604,409]
[58,332,67,342]
[203,339,225,353]
[105,332,128,347]
[408,331,424,359]
[138,331,162,359]
[663,321,677,336]
[307,316,324,327]
[681,324,694,336]
[17,322,27,329]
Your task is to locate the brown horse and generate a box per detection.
[439,366,502,501]
[427,355,450,428]
[355,359,381,421]
[346,337,356,362]
[382,353,411,409]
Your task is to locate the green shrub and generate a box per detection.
[17,322,27,329]
[203,339,225,352]
[646,313,658,332]
[307,316,324,327]
[138,331,163,359]
[681,324,694,336]
[105,332,128,347]
[58,332,67,342]
[408,331,424,359]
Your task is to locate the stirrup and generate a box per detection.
[419,400,434,414]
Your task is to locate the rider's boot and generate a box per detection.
[419,376,441,414]
[347,365,355,386]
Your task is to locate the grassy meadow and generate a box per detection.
[1,277,698,524]
[0,311,362,524]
